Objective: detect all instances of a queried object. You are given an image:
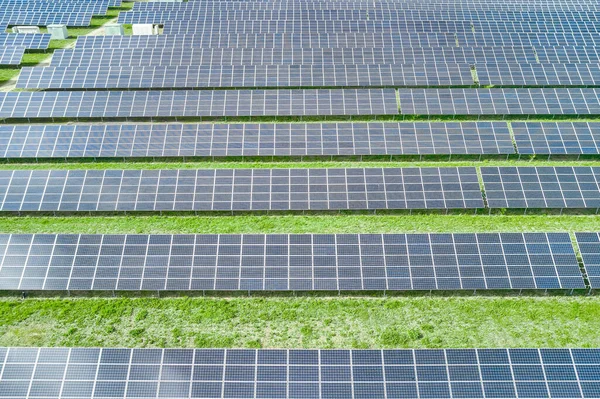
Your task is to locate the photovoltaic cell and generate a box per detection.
[16,64,474,89]
[0,347,598,399]
[0,233,584,291]
[0,122,515,158]
[574,232,600,288]
[49,47,537,68]
[0,33,50,50]
[512,122,600,154]
[0,89,399,119]
[481,166,600,209]
[0,168,484,212]
[399,89,600,115]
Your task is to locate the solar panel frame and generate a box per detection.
[0,167,484,212]
[0,233,584,291]
[0,122,515,158]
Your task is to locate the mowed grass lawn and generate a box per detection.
[1,296,598,349]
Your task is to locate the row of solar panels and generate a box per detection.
[0,121,597,158]
[74,32,600,48]
[16,64,600,89]
[1,166,600,211]
[0,232,596,291]
[1,347,598,399]
[47,47,600,67]
[117,10,600,24]
[5,89,600,118]
[0,0,119,26]
[160,20,600,34]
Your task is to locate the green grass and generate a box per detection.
[2,214,600,234]
[2,158,600,170]
[1,297,598,348]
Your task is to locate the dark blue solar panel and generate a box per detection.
[512,122,600,155]
[0,122,515,158]
[0,347,597,399]
[0,167,484,212]
[482,167,600,209]
[476,63,600,86]
[575,233,600,289]
[0,233,582,291]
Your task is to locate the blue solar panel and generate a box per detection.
[16,64,474,89]
[482,167,600,209]
[476,63,600,86]
[575,232,600,289]
[0,89,399,119]
[0,347,598,399]
[0,33,50,50]
[512,122,600,155]
[0,233,584,291]
[0,122,515,158]
[0,46,24,65]
[0,167,484,212]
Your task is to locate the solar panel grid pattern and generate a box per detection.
[15,64,474,90]
[0,89,398,119]
[0,46,24,66]
[512,122,600,154]
[574,232,600,289]
[162,20,600,34]
[0,33,50,50]
[399,89,600,115]
[0,122,515,158]
[73,33,459,49]
[0,12,92,27]
[482,167,600,209]
[459,32,600,46]
[534,46,600,63]
[0,3,108,13]
[49,47,537,67]
[475,63,600,86]
[0,233,584,291]
[0,347,598,399]
[0,167,484,212]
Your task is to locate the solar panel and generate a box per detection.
[476,63,600,86]
[0,33,50,50]
[0,12,93,27]
[50,47,537,68]
[481,166,600,209]
[399,89,600,116]
[0,89,399,119]
[16,64,474,89]
[74,33,459,49]
[0,122,515,158]
[512,122,600,155]
[574,232,600,288]
[535,46,600,63]
[0,2,108,14]
[0,233,584,291]
[161,19,600,34]
[0,45,24,65]
[117,9,600,23]
[161,20,476,34]
[459,32,600,46]
[0,168,484,212]
[0,347,597,399]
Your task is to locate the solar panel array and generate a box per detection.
[0,89,398,119]
[0,167,484,212]
[0,45,24,66]
[16,64,474,90]
[0,122,516,158]
[575,232,600,289]
[0,33,50,50]
[399,89,600,115]
[512,122,600,155]
[481,167,600,209]
[1,347,599,399]
[0,233,584,291]
[0,0,113,27]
